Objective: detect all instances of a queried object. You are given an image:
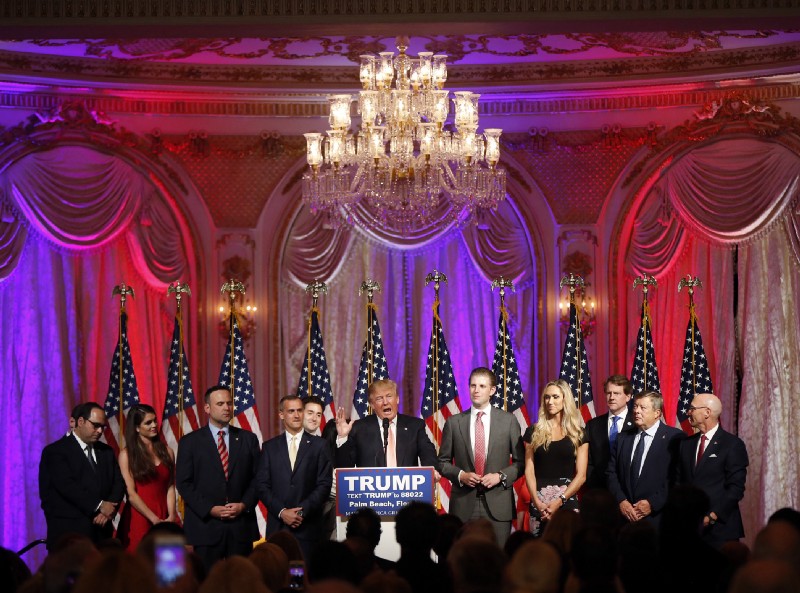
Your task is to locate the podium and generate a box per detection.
[334,466,436,561]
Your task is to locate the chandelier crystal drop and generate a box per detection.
[302,36,506,229]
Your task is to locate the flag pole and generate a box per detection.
[633,275,658,391]
[491,277,515,412]
[304,280,328,399]
[221,279,246,415]
[359,279,381,415]
[425,269,447,512]
[167,282,191,439]
[678,275,703,396]
[560,274,585,403]
[111,282,135,442]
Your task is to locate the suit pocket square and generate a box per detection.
[709,453,718,458]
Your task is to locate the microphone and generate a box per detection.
[382,418,390,467]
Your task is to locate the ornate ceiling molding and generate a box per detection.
[2,42,800,89]
[1,0,797,36]
[2,82,799,122]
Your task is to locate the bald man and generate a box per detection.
[677,393,749,549]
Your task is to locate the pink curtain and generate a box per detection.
[280,198,540,421]
[622,136,800,542]
[0,146,195,568]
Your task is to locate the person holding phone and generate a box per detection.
[118,403,177,550]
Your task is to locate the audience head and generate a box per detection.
[769,507,800,533]
[360,571,412,593]
[729,559,800,593]
[307,541,359,585]
[250,542,289,592]
[504,540,561,593]
[303,396,325,434]
[603,375,632,415]
[71,551,155,593]
[198,556,269,593]
[457,518,497,545]
[396,502,438,552]
[433,513,464,561]
[345,507,382,550]
[447,536,507,593]
[503,529,535,560]
[660,484,710,540]
[541,508,582,558]
[579,488,621,533]
[0,546,31,593]
[367,379,399,422]
[570,527,617,587]
[267,530,305,563]
[753,520,800,568]
[632,391,663,431]
[43,535,99,592]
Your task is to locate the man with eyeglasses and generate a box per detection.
[39,401,124,549]
[335,378,438,469]
[677,393,749,549]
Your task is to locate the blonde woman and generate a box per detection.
[523,380,588,536]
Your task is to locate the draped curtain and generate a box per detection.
[0,146,194,568]
[279,198,539,420]
[622,137,800,543]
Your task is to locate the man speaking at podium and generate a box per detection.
[335,379,438,469]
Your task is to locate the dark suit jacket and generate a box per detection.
[607,422,684,521]
[335,413,438,469]
[438,407,524,522]
[176,425,261,547]
[585,412,636,489]
[678,426,748,546]
[39,434,125,549]
[256,431,332,547]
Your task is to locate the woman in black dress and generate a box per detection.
[523,379,588,536]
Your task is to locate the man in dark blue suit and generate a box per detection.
[39,402,125,550]
[678,393,748,549]
[584,374,636,489]
[257,395,332,559]
[608,390,684,524]
[176,385,261,570]
[335,379,438,469]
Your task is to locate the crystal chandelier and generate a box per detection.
[302,36,506,228]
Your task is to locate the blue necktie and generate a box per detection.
[609,416,620,448]
[630,432,647,492]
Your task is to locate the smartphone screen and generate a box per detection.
[154,536,186,587]
[289,560,305,590]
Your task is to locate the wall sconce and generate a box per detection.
[218,302,257,341]
[559,294,597,338]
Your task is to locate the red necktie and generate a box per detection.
[218,430,229,480]
[474,411,486,476]
[696,434,707,466]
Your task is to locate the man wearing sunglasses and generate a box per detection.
[39,401,124,549]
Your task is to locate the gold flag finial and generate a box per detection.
[358,279,381,303]
[633,274,658,296]
[221,279,245,311]
[168,282,192,308]
[305,280,328,308]
[112,283,135,308]
[491,277,515,308]
[425,270,448,300]
[678,274,702,302]
[560,273,585,304]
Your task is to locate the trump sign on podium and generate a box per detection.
[336,467,436,516]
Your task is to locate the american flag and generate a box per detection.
[420,303,461,512]
[161,314,200,459]
[218,313,266,535]
[630,302,661,395]
[676,305,713,433]
[102,311,140,454]
[296,308,335,429]
[352,303,390,420]
[491,307,531,431]
[491,306,531,531]
[559,302,596,422]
